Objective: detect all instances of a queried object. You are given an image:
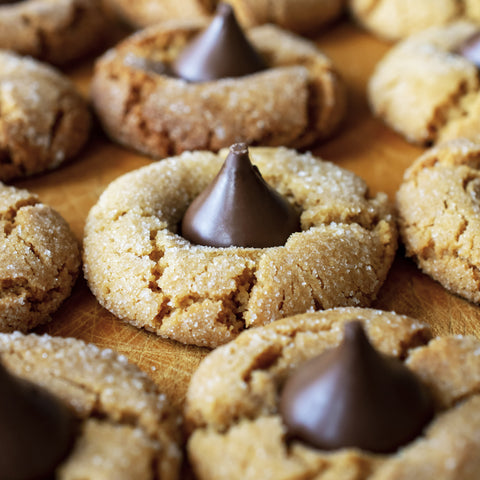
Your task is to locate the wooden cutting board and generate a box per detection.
[14,19,480,414]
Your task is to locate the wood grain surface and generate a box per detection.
[14,18,480,417]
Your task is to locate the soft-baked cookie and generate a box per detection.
[91,15,345,159]
[350,0,480,41]
[0,0,109,65]
[185,307,480,479]
[0,331,181,480]
[106,0,345,34]
[83,147,397,348]
[397,138,480,305]
[0,183,80,331]
[0,50,91,181]
[368,21,480,146]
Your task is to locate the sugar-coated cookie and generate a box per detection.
[185,307,480,479]
[350,0,480,41]
[0,183,80,332]
[397,138,480,304]
[0,0,109,65]
[83,147,397,348]
[91,19,345,159]
[369,21,480,146]
[0,332,182,480]
[0,50,91,181]
[106,0,345,34]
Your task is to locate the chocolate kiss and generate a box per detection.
[0,361,76,479]
[181,143,300,248]
[455,32,480,68]
[279,321,434,453]
[171,2,267,82]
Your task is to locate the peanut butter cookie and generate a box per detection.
[0,0,109,65]
[0,50,91,181]
[91,18,345,159]
[83,147,397,348]
[106,0,345,34]
[185,307,480,480]
[350,0,480,41]
[0,332,181,480]
[397,138,480,304]
[0,183,80,332]
[369,21,480,145]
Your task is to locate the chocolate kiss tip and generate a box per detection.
[279,320,434,453]
[0,362,75,479]
[171,1,267,82]
[181,143,300,248]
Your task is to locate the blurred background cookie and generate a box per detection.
[397,138,480,305]
[0,0,110,65]
[92,4,346,158]
[0,332,182,479]
[0,50,91,181]
[83,145,397,348]
[349,0,480,41]
[105,0,346,34]
[185,308,480,479]
[369,21,480,145]
[0,183,80,332]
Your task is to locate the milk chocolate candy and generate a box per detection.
[0,361,75,480]
[181,143,300,248]
[171,2,267,82]
[280,320,434,453]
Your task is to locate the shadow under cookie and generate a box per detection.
[83,147,397,348]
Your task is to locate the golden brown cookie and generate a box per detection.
[0,183,80,332]
[368,21,480,146]
[0,50,91,181]
[83,147,397,348]
[185,307,480,479]
[350,0,480,41]
[397,138,480,305]
[0,332,182,480]
[106,0,345,34]
[0,0,109,65]
[91,20,346,159]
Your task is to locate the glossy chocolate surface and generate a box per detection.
[181,143,300,248]
[0,362,76,479]
[455,32,480,68]
[171,2,267,82]
[280,321,434,453]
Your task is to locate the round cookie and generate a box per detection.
[83,147,397,348]
[350,0,480,41]
[368,21,480,146]
[105,0,345,34]
[0,0,109,65]
[91,19,346,159]
[0,182,80,331]
[0,50,91,181]
[185,307,480,479]
[397,138,480,305]
[0,331,182,479]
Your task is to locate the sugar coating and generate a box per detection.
[83,147,397,348]
[0,332,182,480]
[0,0,109,65]
[107,0,344,34]
[185,307,480,480]
[91,20,346,159]
[0,183,80,331]
[369,21,480,146]
[397,138,480,304]
[0,50,91,181]
[350,0,480,41]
